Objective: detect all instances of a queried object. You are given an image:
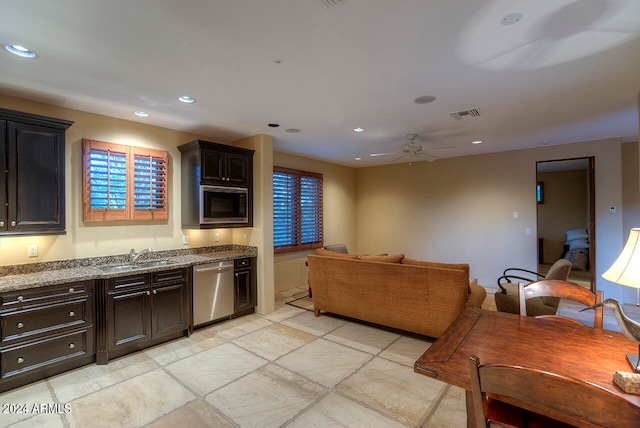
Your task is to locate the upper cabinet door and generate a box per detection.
[201,149,227,185]
[5,121,66,234]
[226,153,250,187]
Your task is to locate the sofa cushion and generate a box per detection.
[402,258,471,292]
[357,253,404,263]
[314,248,359,259]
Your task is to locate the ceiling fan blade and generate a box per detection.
[370,152,400,157]
[388,153,408,164]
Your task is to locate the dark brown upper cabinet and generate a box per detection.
[178,140,254,229]
[0,108,73,236]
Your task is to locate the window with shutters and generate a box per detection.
[83,139,168,222]
[273,166,323,254]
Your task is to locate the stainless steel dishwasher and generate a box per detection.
[193,261,235,327]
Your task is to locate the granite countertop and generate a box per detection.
[0,245,257,293]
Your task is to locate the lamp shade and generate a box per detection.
[602,228,640,289]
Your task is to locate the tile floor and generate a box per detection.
[0,286,466,428]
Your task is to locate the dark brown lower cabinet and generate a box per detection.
[232,257,257,317]
[99,268,190,363]
[0,281,95,392]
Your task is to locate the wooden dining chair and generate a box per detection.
[468,355,640,428]
[518,279,603,329]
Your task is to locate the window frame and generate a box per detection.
[273,166,323,254]
[83,138,169,222]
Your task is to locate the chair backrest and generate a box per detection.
[545,258,573,280]
[518,279,603,329]
[468,355,640,428]
[323,243,348,254]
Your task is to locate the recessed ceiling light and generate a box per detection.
[285,128,301,133]
[5,44,36,58]
[471,140,483,145]
[354,157,362,161]
[501,12,523,26]
[178,95,196,104]
[353,127,365,132]
[268,123,280,128]
[134,111,150,117]
[413,95,436,104]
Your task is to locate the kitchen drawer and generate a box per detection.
[108,273,149,292]
[1,281,90,308]
[1,298,92,344]
[152,268,187,285]
[1,329,92,379]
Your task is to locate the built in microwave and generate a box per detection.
[199,185,248,224]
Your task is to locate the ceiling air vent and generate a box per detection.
[449,108,481,120]
[316,0,345,10]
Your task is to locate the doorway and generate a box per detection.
[536,157,595,291]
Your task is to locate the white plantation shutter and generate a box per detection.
[273,167,323,253]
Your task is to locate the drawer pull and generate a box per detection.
[16,322,24,329]
[69,311,75,317]
[17,296,24,302]
[146,291,151,295]
[69,287,75,293]
[69,343,75,349]
[17,357,24,364]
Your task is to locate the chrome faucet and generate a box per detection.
[129,247,153,264]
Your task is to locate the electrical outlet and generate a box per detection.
[182,235,189,245]
[243,233,248,242]
[214,233,220,242]
[28,244,38,257]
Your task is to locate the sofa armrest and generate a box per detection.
[466,284,487,308]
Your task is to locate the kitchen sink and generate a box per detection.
[99,264,136,273]
[99,260,175,273]
[136,259,175,268]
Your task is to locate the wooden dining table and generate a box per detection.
[414,307,640,427]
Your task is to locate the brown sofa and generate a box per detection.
[306,250,486,338]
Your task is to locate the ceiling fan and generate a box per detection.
[370,134,454,163]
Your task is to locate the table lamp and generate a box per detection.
[601,228,640,372]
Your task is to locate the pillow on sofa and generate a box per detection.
[314,248,359,259]
[402,258,471,292]
[357,253,404,263]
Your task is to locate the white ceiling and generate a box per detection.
[1,0,639,167]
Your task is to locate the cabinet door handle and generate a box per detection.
[17,296,24,302]
[153,290,157,295]
[69,343,75,349]
[10,221,16,227]
[0,221,4,227]
[17,357,24,364]
[69,288,75,293]
[146,291,151,295]
[16,322,24,329]
[69,311,75,317]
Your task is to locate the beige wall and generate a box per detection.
[0,95,275,313]
[272,151,357,293]
[356,138,629,302]
[2,93,638,307]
